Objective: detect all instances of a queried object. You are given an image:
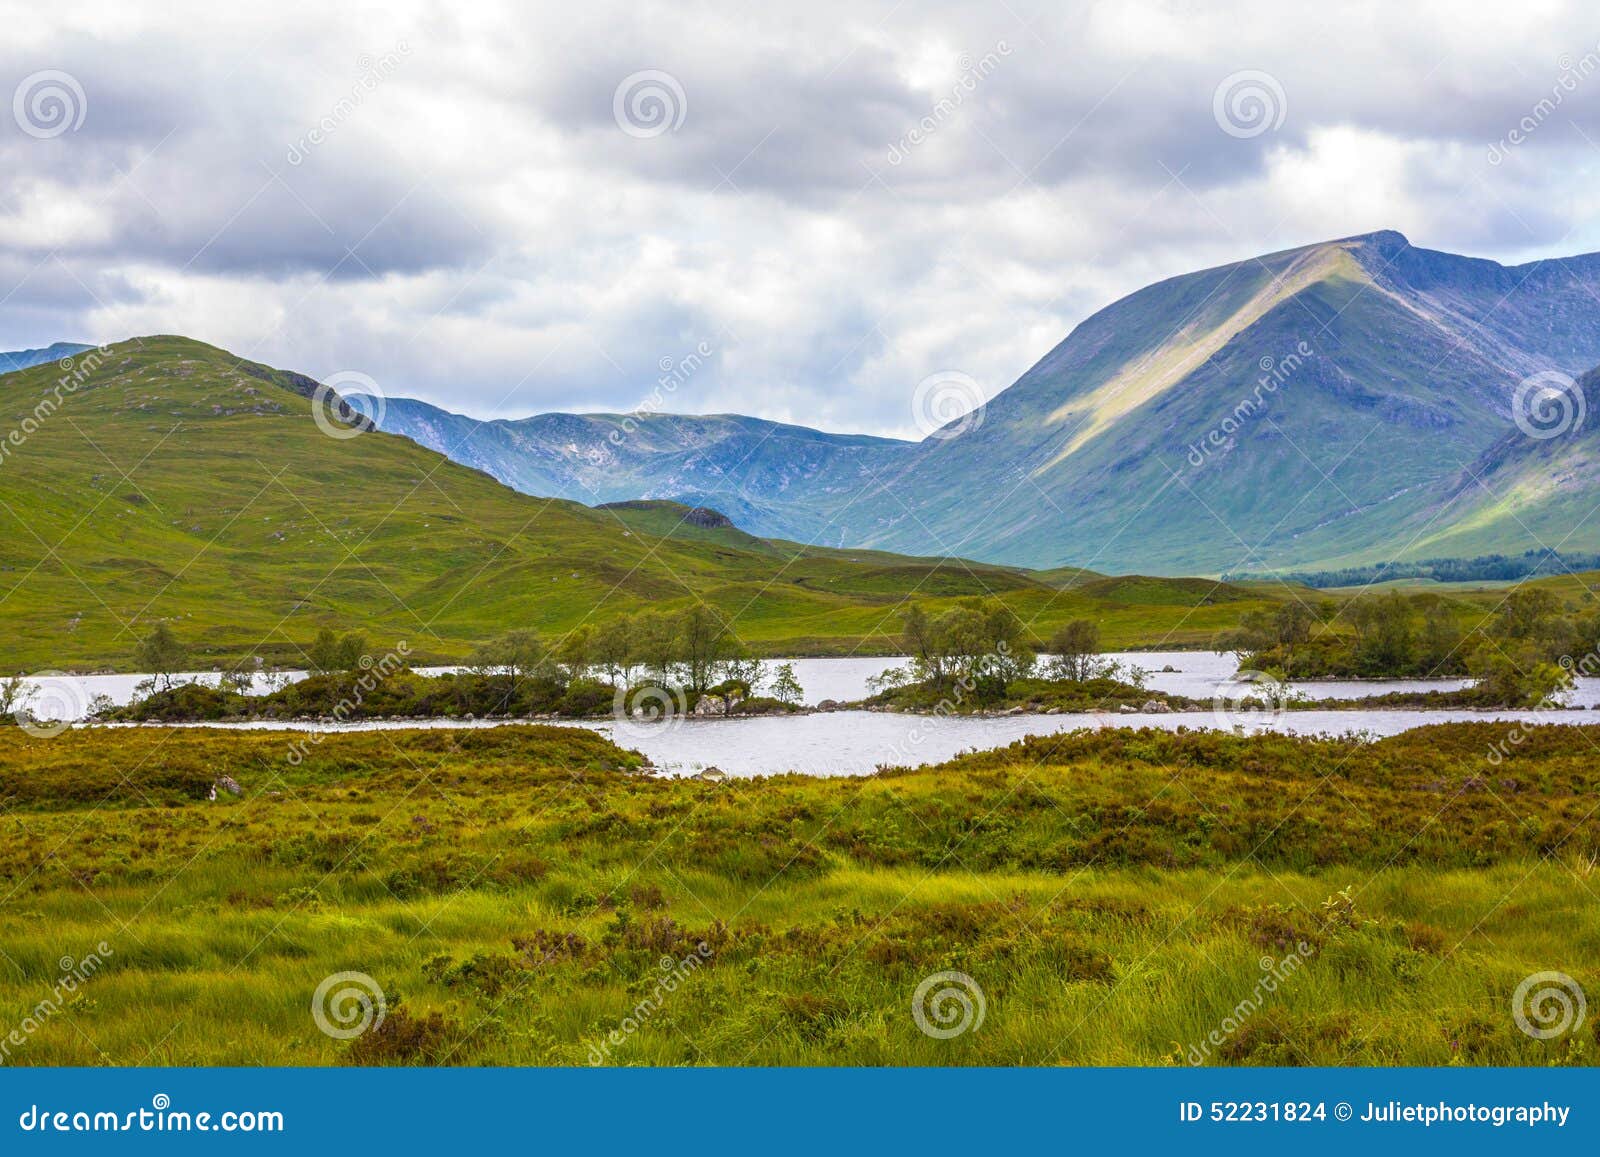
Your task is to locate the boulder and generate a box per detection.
[1141,700,1172,714]
[213,775,243,797]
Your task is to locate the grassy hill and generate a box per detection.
[0,337,1307,672]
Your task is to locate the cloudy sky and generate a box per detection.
[3,0,1600,437]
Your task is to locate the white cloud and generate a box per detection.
[4,0,1600,435]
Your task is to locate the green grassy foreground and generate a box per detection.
[0,722,1596,1066]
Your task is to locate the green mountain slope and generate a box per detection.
[368,231,1600,574]
[0,338,1290,670]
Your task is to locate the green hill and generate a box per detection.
[0,338,1300,671]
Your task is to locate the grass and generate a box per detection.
[0,336,1327,672]
[0,721,1596,1066]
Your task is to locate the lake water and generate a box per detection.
[21,652,1600,778]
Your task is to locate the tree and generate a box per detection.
[769,662,804,705]
[1467,639,1572,707]
[631,611,680,682]
[678,604,736,693]
[0,674,34,721]
[902,604,945,682]
[307,628,368,675]
[1349,593,1414,675]
[467,629,549,682]
[898,598,1033,699]
[1273,602,1315,650]
[588,617,637,685]
[1048,619,1103,681]
[134,623,188,690]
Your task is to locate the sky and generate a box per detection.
[3,0,1600,438]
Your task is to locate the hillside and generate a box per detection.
[0,338,1296,670]
[0,342,92,375]
[365,231,1600,574]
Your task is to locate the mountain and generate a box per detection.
[0,342,93,375]
[368,231,1600,573]
[359,398,914,544]
[0,336,1284,670]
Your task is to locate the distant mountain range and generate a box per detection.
[0,342,92,375]
[362,231,1600,574]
